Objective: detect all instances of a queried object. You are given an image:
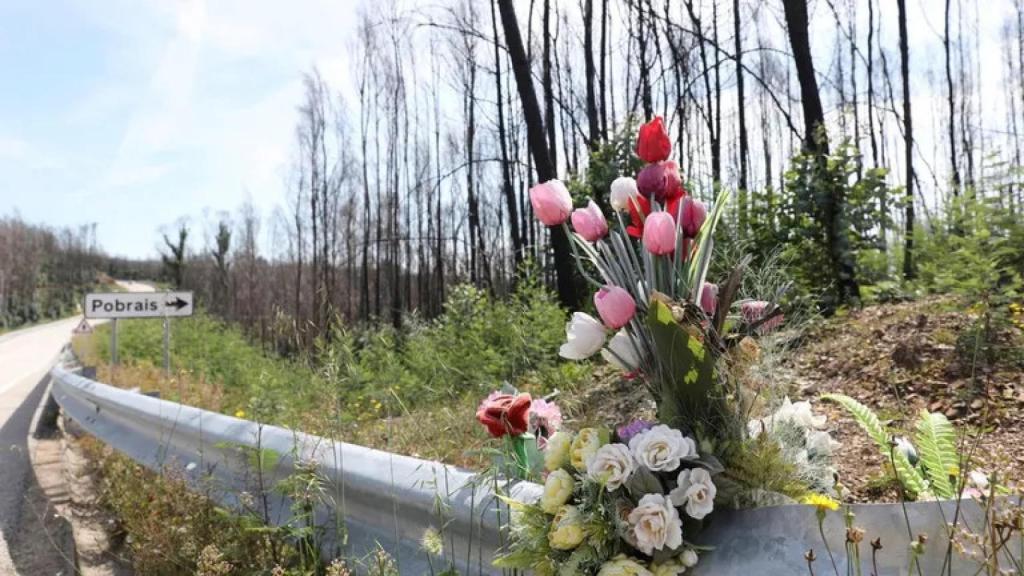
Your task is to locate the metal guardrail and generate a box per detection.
[50,360,1019,575]
[50,361,541,575]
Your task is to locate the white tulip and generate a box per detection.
[628,493,683,556]
[602,329,641,371]
[610,176,639,211]
[586,443,635,490]
[559,312,606,360]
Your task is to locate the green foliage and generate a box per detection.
[730,141,893,312]
[913,410,959,499]
[915,194,1022,302]
[320,276,585,416]
[646,299,720,434]
[570,119,644,214]
[822,393,966,499]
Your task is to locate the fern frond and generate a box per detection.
[914,410,959,499]
[821,393,930,497]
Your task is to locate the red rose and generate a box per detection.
[476,392,532,438]
[636,116,672,163]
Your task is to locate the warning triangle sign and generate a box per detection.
[72,318,94,335]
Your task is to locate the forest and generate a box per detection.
[133,0,1023,356]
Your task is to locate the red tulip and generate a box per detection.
[594,285,636,329]
[642,212,677,255]
[680,197,707,238]
[626,194,651,238]
[476,392,533,437]
[636,116,672,163]
[636,161,683,204]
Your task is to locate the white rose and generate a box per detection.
[680,549,699,568]
[628,425,697,472]
[540,469,575,514]
[669,468,716,520]
[559,312,607,360]
[544,431,573,471]
[627,493,683,556]
[602,329,642,372]
[587,443,635,490]
[609,177,639,212]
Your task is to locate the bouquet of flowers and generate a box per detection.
[481,117,837,574]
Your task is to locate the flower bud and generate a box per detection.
[636,116,672,163]
[700,282,719,316]
[610,177,639,211]
[570,200,608,242]
[680,196,707,238]
[529,179,573,226]
[642,212,677,256]
[594,286,637,329]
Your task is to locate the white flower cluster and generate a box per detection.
[748,398,840,494]
[539,423,714,571]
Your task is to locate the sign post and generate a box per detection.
[84,291,194,378]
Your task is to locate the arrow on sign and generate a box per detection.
[165,296,189,311]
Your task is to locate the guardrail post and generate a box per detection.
[162,317,170,377]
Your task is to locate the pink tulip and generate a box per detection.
[594,286,636,329]
[571,200,608,242]
[742,300,784,333]
[700,282,718,316]
[642,212,677,255]
[680,197,707,238]
[530,179,573,226]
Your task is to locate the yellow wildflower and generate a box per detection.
[234,409,246,419]
[802,493,840,513]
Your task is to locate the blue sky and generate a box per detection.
[0,0,1016,258]
[0,0,357,258]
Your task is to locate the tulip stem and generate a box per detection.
[561,223,604,288]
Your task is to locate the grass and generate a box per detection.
[71,280,589,574]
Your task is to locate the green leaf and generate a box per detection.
[914,410,959,499]
[821,394,930,497]
[647,300,717,429]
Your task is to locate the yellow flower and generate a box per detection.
[570,427,608,471]
[234,409,246,419]
[544,431,573,472]
[548,505,586,550]
[802,493,840,513]
[596,554,654,576]
[540,469,575,514]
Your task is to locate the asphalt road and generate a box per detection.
[0,281,152,574]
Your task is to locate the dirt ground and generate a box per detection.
[782,295,1024,501]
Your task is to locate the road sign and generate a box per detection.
[84,291,194,319]
[72,318,93,334]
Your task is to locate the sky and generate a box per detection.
[0,0,1018,259]
[0,0,358,258]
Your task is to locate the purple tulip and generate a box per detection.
[680,197,707,238]
[700,282,718,316]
